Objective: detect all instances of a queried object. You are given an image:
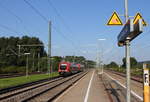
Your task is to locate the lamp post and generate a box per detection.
[97,38,106,74]
[24,53,30,77]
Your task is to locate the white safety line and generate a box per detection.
[104,72,143,101]
[84,70,95,102]
[53,73,88,102]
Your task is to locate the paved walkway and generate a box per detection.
[54,69,110,102]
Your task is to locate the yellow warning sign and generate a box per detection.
[133,13,147,26]
[107,12,123,25]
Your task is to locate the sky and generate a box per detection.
[0,0,149,64]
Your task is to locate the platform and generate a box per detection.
[54,69,110,102]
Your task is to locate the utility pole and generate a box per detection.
[18,45,21,57]
[38,53,40,72]
[47,21,51,75]
[97,40,100,71]
[32,52,35,72]
[24,53,30,77]
[125,0,128,22]
[96,50,99,69]
[124,0,131,102]
[26,54,29,77]
[73,52,75,63]
[98,38,106,74]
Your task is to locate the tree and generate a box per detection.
[51,56,62,71]
[86,60,96,68]
[64,56,86,64]
[0,36,47,73]
[107,61,118,68]
[122,57,137,68]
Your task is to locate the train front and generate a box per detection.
[58,62,71,76]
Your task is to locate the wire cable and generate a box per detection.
[24,0,48,22]
[47,0,74,36]
[0,24,20,34]
[24,0,80,50]
[0,3,30,35]
[47,0,81,43]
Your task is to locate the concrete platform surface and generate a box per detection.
[53,70,110,102]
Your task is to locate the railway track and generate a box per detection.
[0,74,23,79]
[101,70,144,102]
[0,75,60,94]
[106,70,143,83]
[0,71,88,102]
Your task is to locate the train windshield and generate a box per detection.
[60,64,67,70]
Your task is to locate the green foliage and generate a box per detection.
[39,57,47,72]
[122,57,138,68]
[105,57,143,76]
[51,56,62,71]
[64,56,85,63]
[0,36,46,73]
[86,60,96,68]
[0,66,26,74]
[0,36,96,74]
[106,61,119,68]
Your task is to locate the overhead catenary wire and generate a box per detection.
[0,3,22,22]
[0,24,20,34]
[24,0,48,23]
[47,0,79,40]
[47,0,85,55]
[102,44,123,65]
[0,2,30,35]
[52,26,81,53]
[24,0,82,54]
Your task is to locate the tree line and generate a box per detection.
[105,57,140,69]
[104,57,147,76]
[0,36,96,74]
[0,36,46,73]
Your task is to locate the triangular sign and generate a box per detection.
[107,12,123,25]
[133,13,147,26]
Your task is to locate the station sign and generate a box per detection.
[118,19,143,46]
[117,19,133,46]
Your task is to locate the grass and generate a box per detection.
[0,72,59,89]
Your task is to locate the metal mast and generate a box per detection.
[47,21,51,75]
[125,0,131,102]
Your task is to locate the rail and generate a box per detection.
[0,71,88,102]
[100,71,143,102]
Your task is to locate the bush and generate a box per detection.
[1,66,26,74]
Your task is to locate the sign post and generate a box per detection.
[106,1,146,102]
[125,39,131,102]
[143,63,150,102]
[117,19,143,102]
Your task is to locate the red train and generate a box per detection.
[58,62,84,76]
